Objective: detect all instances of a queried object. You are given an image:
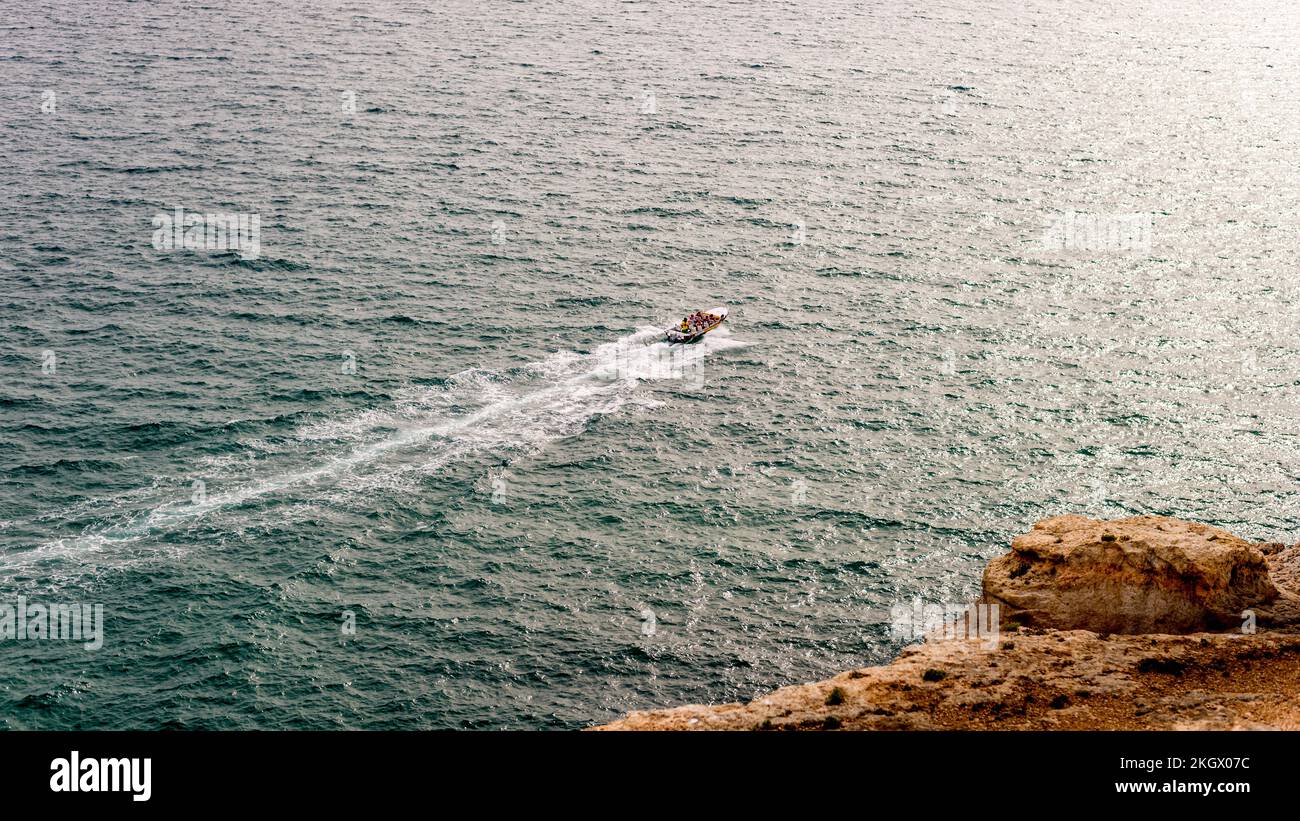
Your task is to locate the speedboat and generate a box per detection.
[665,306,728,344]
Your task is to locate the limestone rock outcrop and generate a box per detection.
[982,515,1277,634]
[596,628,1300,730]
[597,515,1300,731]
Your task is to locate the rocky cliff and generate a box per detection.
[596,515,1300,730]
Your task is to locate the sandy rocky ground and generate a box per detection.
[597,516,1300,730]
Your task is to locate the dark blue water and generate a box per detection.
[3,0,1300,728]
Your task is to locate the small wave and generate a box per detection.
[554,295,615,308]
[11,458,124,476]
[222,254,311,272]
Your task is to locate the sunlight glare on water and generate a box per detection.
[3,0,1300,728]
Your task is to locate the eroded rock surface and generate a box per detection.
[596,628,1300,730]
[983,515,1276,633]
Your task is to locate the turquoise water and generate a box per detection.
[4,0,1300,728]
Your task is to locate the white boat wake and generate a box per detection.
[11,322,748,578]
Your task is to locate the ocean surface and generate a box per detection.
[4,0,1300,729]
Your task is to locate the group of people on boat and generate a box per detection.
[679,311,722,334]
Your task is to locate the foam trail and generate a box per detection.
[13,322,747,573]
